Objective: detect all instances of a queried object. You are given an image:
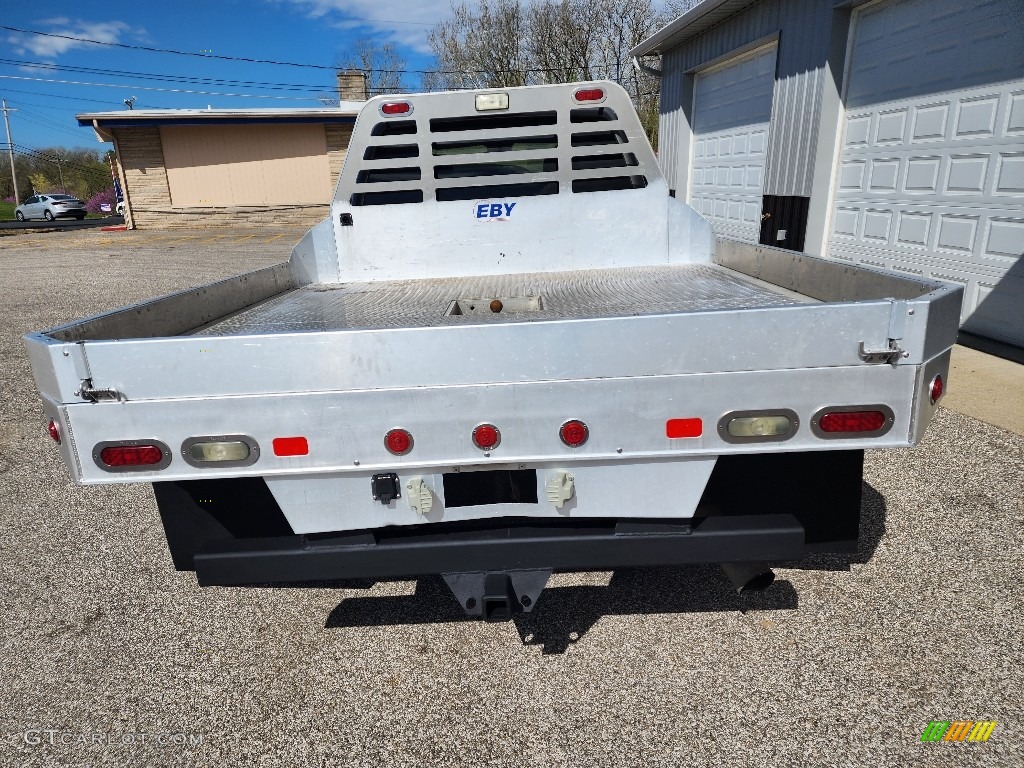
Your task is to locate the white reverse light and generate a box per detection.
[475,92,509,111]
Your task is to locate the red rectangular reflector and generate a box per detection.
[666,418,702,438]
[273,436,309,456]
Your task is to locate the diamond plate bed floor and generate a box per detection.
[200,264,815,335]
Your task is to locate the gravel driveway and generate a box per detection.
[1,229,1021,767]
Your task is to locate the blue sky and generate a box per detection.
[1,0,453,152]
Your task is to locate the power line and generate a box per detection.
[0,20,434,69]
[14,111,90,141]
[2,24,348,71]
[0,57,335,93]
[10,143,106,168]
[0,23,652,78]
[0,74,326,101]
[0,85,155,107]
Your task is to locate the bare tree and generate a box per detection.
[343,38,407,96]
[424,0,669,143]
[424,0,530,91]
[320,38,408,105]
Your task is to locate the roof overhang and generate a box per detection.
[76,105,364,143]
[631,0,762,57]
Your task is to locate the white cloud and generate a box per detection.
[7,19,140,59]
[274,0,453,54]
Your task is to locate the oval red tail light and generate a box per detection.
[929,375,944,404]
[385,428,414,455]
[818,411,886,433]
[98,444,165,467]
[94,440,171,472]
[472,423,501,450]
[47,419,61,444]
[559,419,589,447]
[380,101,411,115]
[574,88,605,102]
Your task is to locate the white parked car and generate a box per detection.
[15,194,87,221]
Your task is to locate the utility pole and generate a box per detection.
[53,153,66,192]
[2,98,19,203]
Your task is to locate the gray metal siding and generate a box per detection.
[657,0,834,196]
[658,48,689,191]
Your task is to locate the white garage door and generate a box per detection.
[690,44,776,243]
[829,0,1024,346]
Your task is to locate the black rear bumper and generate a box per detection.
[153,450,864,587]
[192,514,805,586]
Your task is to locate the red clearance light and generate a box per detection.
[99,444,164,467]
[818,411,886,433]
[47,419,61,444]
[273,436,309,457]
[384,428,414,455]
[574,88,605,102]
[380,101,411,116]
[666,418,703,439]
[559,419,589,447]
[472,423,501,450]
[929,375,944,404]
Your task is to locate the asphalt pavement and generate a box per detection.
[0,228,1021,767]
[0,215,124,232]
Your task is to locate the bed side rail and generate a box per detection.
[41,262,294,343]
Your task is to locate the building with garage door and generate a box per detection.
[76,72,367,230]
[632,0,1024,347]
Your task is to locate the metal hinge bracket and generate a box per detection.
[75,379,125,403]
[858,340,906,364]
[859,299,910,364]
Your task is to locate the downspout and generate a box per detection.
[631,56,662,78]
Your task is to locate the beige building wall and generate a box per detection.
[112,123,353,229]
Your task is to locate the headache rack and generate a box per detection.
[290,81,712,287]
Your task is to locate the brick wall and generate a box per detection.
[326,124,352,192]
[113,122,352,229]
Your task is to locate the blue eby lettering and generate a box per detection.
[474,201,517,219]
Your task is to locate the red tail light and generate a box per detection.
[273,436,309,456]
[384,428,414,455]
[472,423,501,450]
[93,440,171,472]
[812,406,894,438]
[929,375,944,404]
[819,411,886,433]
[380,101,411,116]
[100,445,164,466]
[47,419,61,444]
[574,88,605,102]
[559,419,589,447]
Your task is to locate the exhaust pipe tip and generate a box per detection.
[720,561,775,594]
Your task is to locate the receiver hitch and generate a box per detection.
[442,570,552,621]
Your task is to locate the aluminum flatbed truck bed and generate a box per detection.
[25,82,962,619]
